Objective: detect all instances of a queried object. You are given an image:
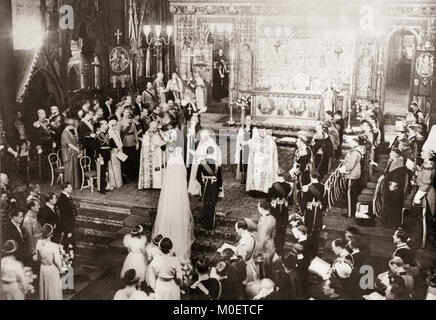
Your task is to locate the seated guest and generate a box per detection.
[320,238,354,300]
[114,269,154,300]
[220,248,246,299]
[392,228,419,276]
[4,210,30,265]
[388,257,414,295]
[272,250,302,300]
[386,275,411,300]
[190,256,221,300]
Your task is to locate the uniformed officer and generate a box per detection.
[94,120,111,194]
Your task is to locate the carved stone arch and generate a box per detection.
[386,27,421,46]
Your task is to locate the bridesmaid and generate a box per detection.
[37,224,63,300]
[1,240,28,300]
[61,118,81,189]
[120,225,148,287]
[108,119,124,189]
[148,238,183,300]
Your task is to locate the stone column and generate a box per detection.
[0,0,15,136]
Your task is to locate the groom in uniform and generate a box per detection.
[196,146,223,230]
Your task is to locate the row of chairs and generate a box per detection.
[48,151,98,192]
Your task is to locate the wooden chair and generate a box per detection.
[80,156,97,193]
[48,153,64,186]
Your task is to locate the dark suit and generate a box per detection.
[102,103,113,120]
[57,193,78,249]
[78,120,95,159]
[132,102,144,117]
[4,220,30,265]
[38,205,61,243]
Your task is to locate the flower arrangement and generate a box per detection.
[59,244,74,276]
[24,266,37,294]
[235,95,251,111]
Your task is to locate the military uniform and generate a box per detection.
[196,159,223,230]
[268,180,292,254]
[95,131,111,193]
[32,119,53,180]
[342,146,363,217]
[291,145,313,213]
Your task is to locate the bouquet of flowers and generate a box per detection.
[179,259,194,288]
[24,266,37,294]
[59,243,74,276]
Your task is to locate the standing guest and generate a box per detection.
[1,240,28,300]
[119,108,140,182]
[186,114,201,180]
[38,193,61,243]
[145,234,163,287]
[132,94,145,118]
[78,110,96,159]
[290,132,313,213]
[334,111,345,158]
[57,184,77,255]
[107,119,124,189]
[196,146,223,230]
[166,72,183,102]
[313,122,333,180]
[235,220,257,283]
[235,115,255,185]
[23,200,42,261]
[77,100,91,120]
[250,201,277,279]
[26,183,43,207]
[190,256,221,300]
[138,122,166,190]
[94,107,105,124]
[410,102,425,125]
[114,269,154,300]
[267,168,292,255]
[142,82,158,109]
[339,136,362,218]
[326,120,340,161]
[121,225,148,287]
[153,72,167,104]
[300,170,326,260]
[36,224,63,300]
[149,238,183,300]
[50,114,64,152]
[32,109,53,180]
[95,120,112,194]
[246,128,279,195]
[111,103,124,122]
[4,211,30,265]
[381,149,407,229]
[61,119,81,189]
[103,97,114,120]
[49,106,65,126]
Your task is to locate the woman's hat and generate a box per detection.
[152,234,163,246]
[42,224,54,239]
[2,240,18,255]
[123,269,139,286]
[131,225,144,236]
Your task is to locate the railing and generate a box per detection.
[324,161,347,211]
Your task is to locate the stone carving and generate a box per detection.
[356,46,373,98]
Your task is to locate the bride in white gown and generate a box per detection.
[152,138,195,261]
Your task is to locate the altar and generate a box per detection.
[169,0,380,128]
